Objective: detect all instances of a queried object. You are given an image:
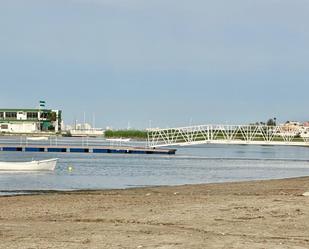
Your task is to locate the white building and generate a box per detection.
[0,108,62,134]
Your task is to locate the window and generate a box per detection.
[1,124,8,129]
[27,112,38,120]
[0,112,3,119]
[5,112,17,119]
[40,112,48,119]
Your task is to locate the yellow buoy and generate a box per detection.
[68,166,73,172]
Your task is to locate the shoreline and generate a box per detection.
[0,175,308,196]
[1,176,309,248]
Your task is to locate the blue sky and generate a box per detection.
[0,0,308,129]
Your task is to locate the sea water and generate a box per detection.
[1,143,309,193]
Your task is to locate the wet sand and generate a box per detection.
[1,177,309,249]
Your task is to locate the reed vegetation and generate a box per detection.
[104,129,147,139]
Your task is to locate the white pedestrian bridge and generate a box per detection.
[147,124,309,148]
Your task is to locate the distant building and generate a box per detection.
[75,123,92,130]
[303,121,309,127]
[66,123,103,137]
[280,121,301,132]
[0,108,62,134]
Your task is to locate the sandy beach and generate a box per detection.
[1,177,309,249]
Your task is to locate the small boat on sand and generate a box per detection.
[0,158,58,171]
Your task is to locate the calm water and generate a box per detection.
[1,143,309,193]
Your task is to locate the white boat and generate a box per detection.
[26,136,49,141]
[106,138,131,142]
[0,158,58,171]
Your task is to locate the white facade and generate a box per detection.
[17,112,27,120]
[0,122,38,133]
[52,109,61,132]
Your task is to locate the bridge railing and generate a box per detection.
[147,124,309,147]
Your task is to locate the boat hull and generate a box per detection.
[26,137,49,141]
[0,158,58,171]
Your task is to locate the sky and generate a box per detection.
[0,0,308,129]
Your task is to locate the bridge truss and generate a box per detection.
[147,124,309,147]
